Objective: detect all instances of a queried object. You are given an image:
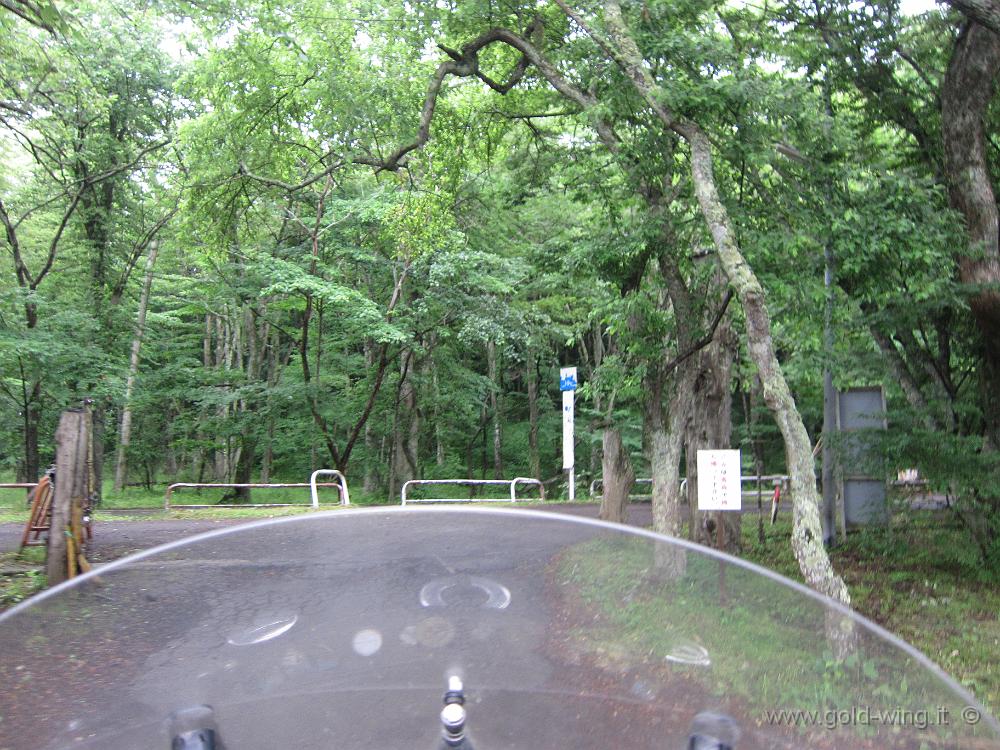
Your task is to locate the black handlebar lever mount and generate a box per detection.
[168,705,218,750]
[686,711,740,750]
[439,675,474,750]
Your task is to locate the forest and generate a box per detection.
[2,0,1000,601]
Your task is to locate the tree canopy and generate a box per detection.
[3,0,1000,586]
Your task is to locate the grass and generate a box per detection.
[0,546,46,608]
[0,475,385,518]
[556,537,959,726]
[0,476,564,511]
[0,479,356,512]
[739,512,1000,715]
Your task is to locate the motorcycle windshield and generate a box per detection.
[0,507,996,750]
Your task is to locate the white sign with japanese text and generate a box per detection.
[696,449,741,511]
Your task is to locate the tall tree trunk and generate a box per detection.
[487,339,503,479]
[91,405,104,505]
[363,338,379,492]
[232,305,263,503]
[260,326,280,484]
[387,397,400,504]
[232,434,256,502]
[213,313,230,482]
[391,351,417,496]
[24,381,41,483]
[578,319,606,484]
[164,406,179,480]
[942,21,1000,450]
[600,427,634,523]
[409,352,423,479]
[431,341,446,468]
[648,373,693,580]
[648,361,696,539]
[747,375,766,545]
[48,409,90,586]
[686,310,740,552]
[481,404,489,479]
[19,299,43,482]
[113,240,159,493]
[260,419,274,484]
[695,144,847,600]
[526,353,540,479]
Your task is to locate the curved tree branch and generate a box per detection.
[0,0,57,33]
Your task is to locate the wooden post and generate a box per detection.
[47,409,90,586]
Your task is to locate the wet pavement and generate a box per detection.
[1,508,988,750]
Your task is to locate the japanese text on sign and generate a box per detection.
[696,449,741,511]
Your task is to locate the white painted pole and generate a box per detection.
[562,386,575,501]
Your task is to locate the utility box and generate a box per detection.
[843,478,889,526]
[836,387,888,528]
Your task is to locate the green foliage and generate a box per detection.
[557,536,968,724]
[2,0,1000,582]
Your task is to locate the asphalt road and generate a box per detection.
[0,503,662,561]
[0,510,732,749]
[0,506,988,750]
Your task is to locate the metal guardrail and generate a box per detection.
[164,481,347,510]
[681,474,789,498]
[401,477,544,506]
[588,478,652,498]
[739,475,789,491]
[590,475,790,499]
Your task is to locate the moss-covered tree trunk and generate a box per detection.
[686,308,740,552]
[647,359,696,539]
[561,0,850,604]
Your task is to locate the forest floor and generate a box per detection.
[0,497,996,716]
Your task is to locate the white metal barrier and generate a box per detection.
[401,477,544,506]
[310,469,350,508]
[679,474,789,499]
[588,478,652,498]
[164,475,349,510]
[590,475,790,499]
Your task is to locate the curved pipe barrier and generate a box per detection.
[164,481,346,510]
[310,469,350,508]
[401,478,544,506]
